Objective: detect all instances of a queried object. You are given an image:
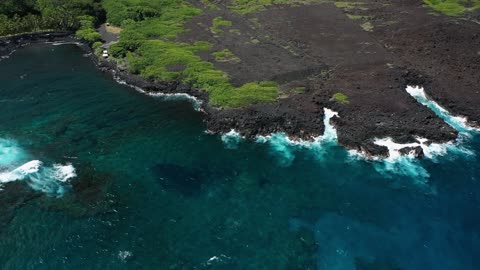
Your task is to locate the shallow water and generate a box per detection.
[0,44,479,270]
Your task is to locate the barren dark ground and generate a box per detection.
[179,0,479,155]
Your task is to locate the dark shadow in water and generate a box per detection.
[151,163,208,196]
[0,182,40,230]
[355,257,402,270]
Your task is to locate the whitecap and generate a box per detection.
[0,160,76,197]
[0,138,76,196]
[118,250,133,262]
[0,160,43,183]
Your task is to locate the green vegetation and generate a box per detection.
[0,0,104,37]
[211,17,232,35]
[423,0,480,16]
[360,21,373,31]
[334,1,368,11]
[201,0,219,10]
[228,0,328,14]
[229,29,242,35]
[347,14,370,20]
[103,0,278,108]
[126,39,277,107]
[212,49,241,63]
[75,15,101,43]
[332,92,350,104]
[294,86,306,94]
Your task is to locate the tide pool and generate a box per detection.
[0,44,479,270]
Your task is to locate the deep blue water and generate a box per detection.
[0,44,479,270]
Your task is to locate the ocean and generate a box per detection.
[0,44,478,270]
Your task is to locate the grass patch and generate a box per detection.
[212,49,241,63]
[423,0,480,16]
[334,1,368,11]
[249,17,262,29]
[228,0,329,14]
[332,93,350,104]
[229,29,241,35]
[201,0,220,10]
[211,17,232,34]
[294,86,306,94]
[346,14,370,20]
[128,40,277,107]
[360,21,373,31]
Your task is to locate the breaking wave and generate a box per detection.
[221,129,243,149]
[349,137,473,181]
[406,86,479,134]
[218,87,476,179]
[350,86,477,179]
[0,138,76,197]
[254,108,339,166]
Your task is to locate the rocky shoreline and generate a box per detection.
[0,31,472,158]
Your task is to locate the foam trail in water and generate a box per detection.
[49,41,82,46]
[114,76,203,111]
[255,108,339,165]
[406,86,479,133]
[221,129,243,149]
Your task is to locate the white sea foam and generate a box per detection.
[221,129,243,149]
[118,250,133,262]
[0,160,76,196]
[50,41,82,46]
[0,138,76,196]
[113,76,203,111]
[347,86,477,179]
[0,160,43,183]
[0,138,27,167]
[406,85,479,133]
[0,49,16,62]
[255,108,339,165]
[348,135,474,180]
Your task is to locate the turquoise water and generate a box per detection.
[0,44,479,270]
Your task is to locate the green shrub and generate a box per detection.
[212,49,240,62]
[423,0,480,16]
[109,43,128,58]
[92,41,103,49]
[76,28,101,43]
[333,93,350,104]
[211,17,232,34]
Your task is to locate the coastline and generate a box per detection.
[1,32,476,159]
